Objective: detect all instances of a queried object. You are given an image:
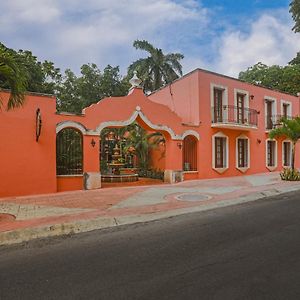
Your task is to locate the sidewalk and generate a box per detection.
[0,172,299,246]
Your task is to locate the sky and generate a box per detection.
[1,0,299,78]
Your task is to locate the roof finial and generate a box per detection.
[129,71,142,89]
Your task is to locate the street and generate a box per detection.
[0,190,300,300]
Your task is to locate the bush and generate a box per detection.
[280,168,300,181]
[138,168,164,180]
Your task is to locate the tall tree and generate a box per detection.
[0,43,61,95]
[128,40,184,92]
[269,117,300,170]
[0,44,28,110]
[238,62,300,95]
[56,64,129,113]
[290,0,300,32]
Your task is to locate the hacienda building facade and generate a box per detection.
[0,68,299,197]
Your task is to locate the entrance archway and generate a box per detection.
[99,121,166,185]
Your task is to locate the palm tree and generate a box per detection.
[0,45,27,110]
[124,123,164,169]
[128,40,184,92]
[269,117,300,170]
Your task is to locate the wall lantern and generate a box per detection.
[35,108,42,142]
[250,95,254,100]
[91,138,96,147]
[257,138,261,144]
[177,142,183,150]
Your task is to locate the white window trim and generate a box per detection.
[236,134,250,173]
[282,140,292,168]
[266,138,278,171]
[264,96,277,131]
[210,83,228,122]
[212,132,229,174]
[280,100,292,117]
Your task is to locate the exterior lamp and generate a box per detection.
[250,95,254,100]
[177,142,183,149]
[91,138,96,147]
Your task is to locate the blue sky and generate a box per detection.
[0,0,299,77]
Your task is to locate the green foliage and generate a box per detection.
[0,43,28,110]
[138,168,164,180]
[269,117,300,142]
[280,168,300,181]
[124,123,164,169]
[128,40,184,92]
[238,62,300,95]
[56,64,129,113]
[290,0,300,33]
[269,117,300,171]
[0,43,61,95]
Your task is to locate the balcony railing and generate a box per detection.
[266,115,293,130]
[212,105,258,127]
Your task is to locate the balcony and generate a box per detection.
[211,105,258,130]
[266,115,293,130]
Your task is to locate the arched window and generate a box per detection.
[56,128,83,175]
[183,136,197,171]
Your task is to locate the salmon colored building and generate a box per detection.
[1,68,300,198]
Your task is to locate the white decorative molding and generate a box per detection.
[282,139,292,168]
[235,134,250,172]
[181,130,200,140]
[264,96,277,130]
[212,131,229,172]
[56,108,200,141]
[280,100,292,117]
[56,121,88,134]
[210,83,228,122]
[265,138,278,171]
[95,108,198,141]
[234,88,249,122]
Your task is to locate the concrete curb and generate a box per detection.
[1,186,300,246]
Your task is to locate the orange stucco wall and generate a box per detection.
[57,176,83,192]
[2,68,300,198]
[150,69,300,179]
[0,91,57,197]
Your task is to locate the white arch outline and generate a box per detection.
[56,121,87,135]
[56,107,200,141]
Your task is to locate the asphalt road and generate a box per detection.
[1,191,300,300]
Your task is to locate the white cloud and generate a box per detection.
[213,11,300,77]
[0,0,208,74]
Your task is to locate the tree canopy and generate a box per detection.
[0,43,28,110]
[238,59,300,95]
[269,117,300,170]
[128,40,184,92]
[290,0,300,33]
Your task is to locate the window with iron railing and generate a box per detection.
[211,105,258,126]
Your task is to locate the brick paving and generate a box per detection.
[0,172,299,244]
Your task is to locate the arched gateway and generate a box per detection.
[55,74,199,192]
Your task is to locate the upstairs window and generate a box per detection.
[213,88,224,122]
